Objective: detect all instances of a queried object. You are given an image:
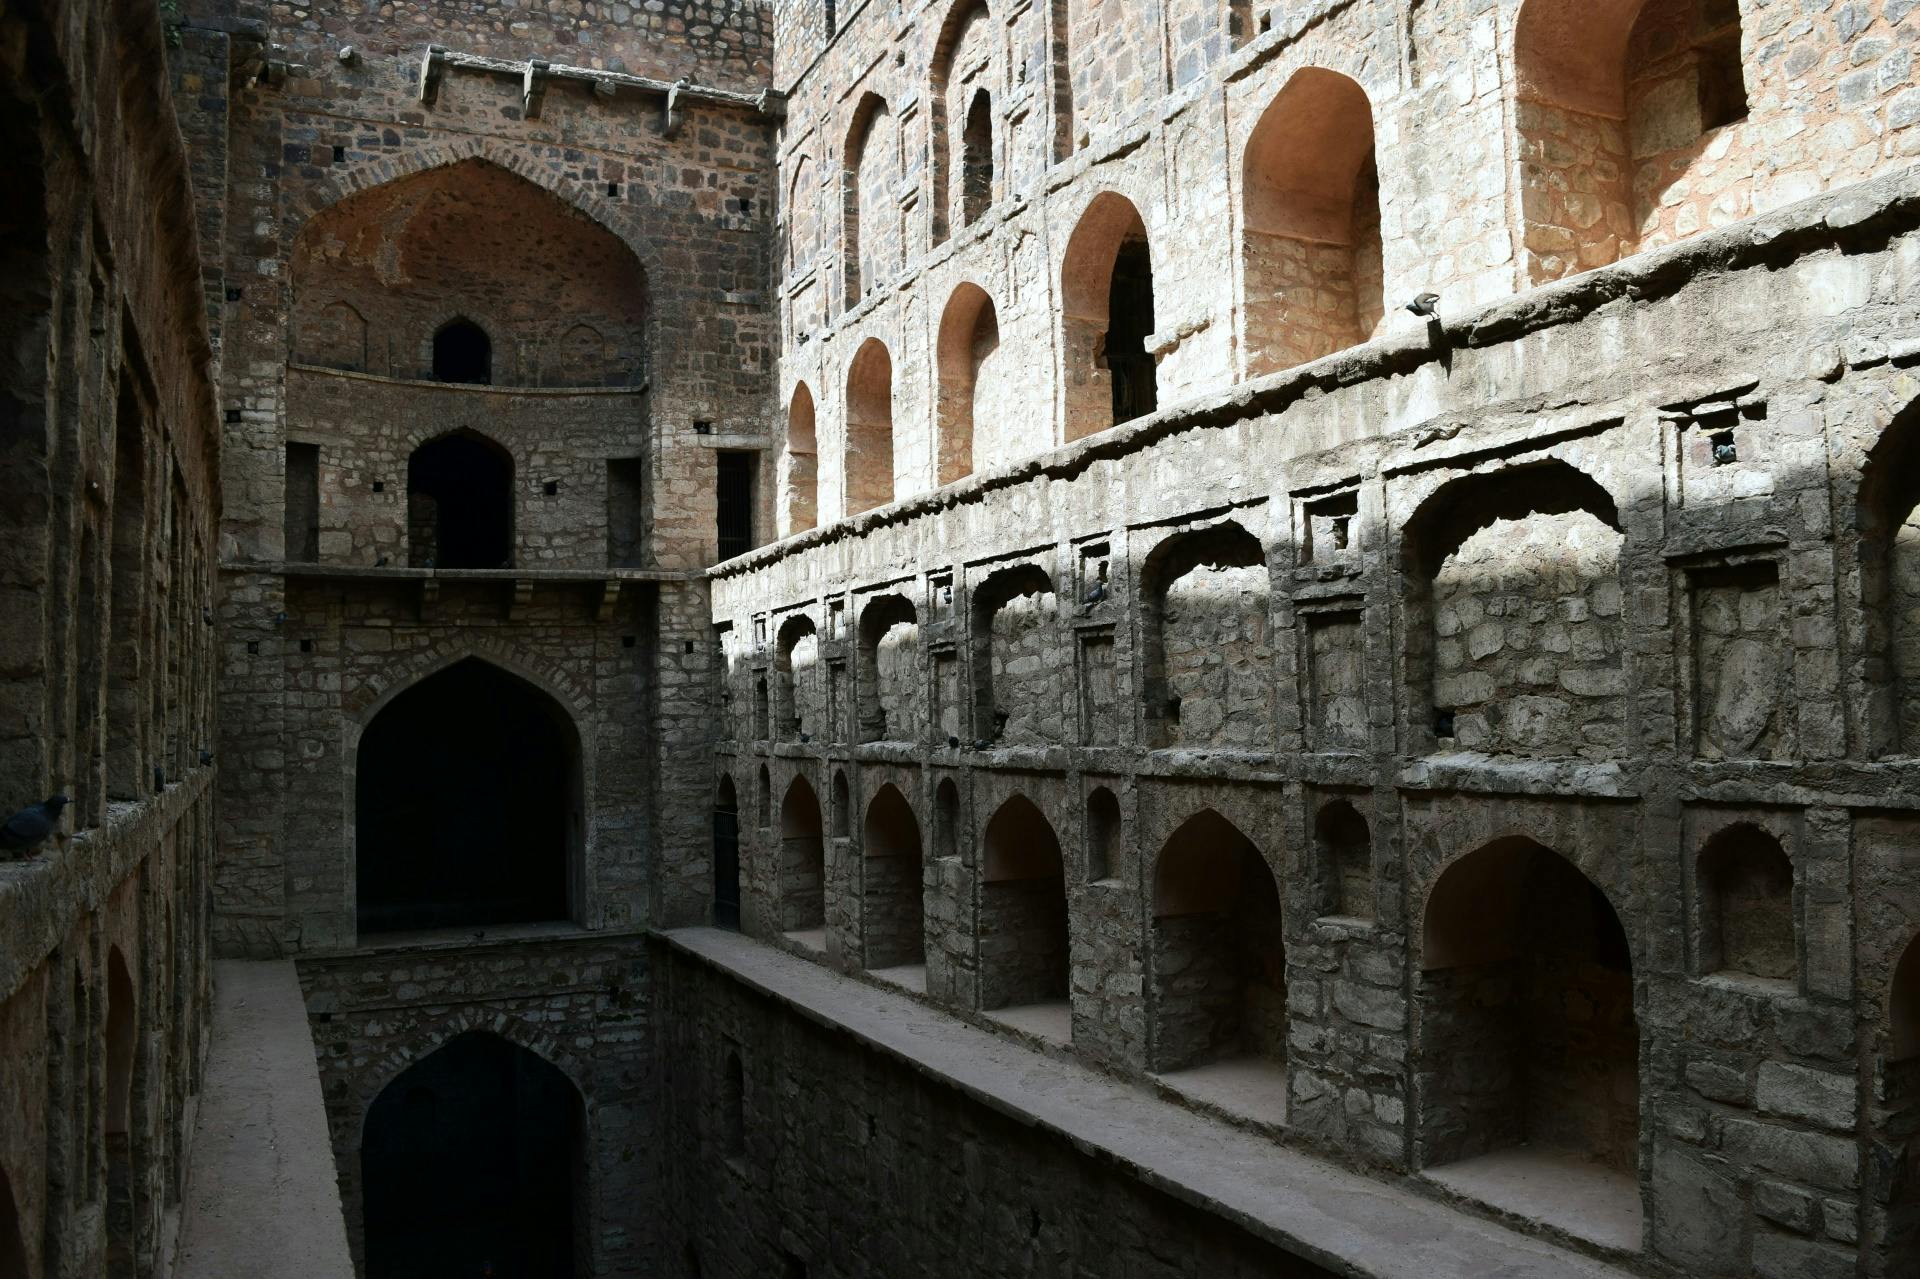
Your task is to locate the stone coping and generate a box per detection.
[286,361,649,396]
[658,927,1641,1279]
[717,161,1920,582]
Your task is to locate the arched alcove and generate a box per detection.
[1061,193,1157,440]
[1085,786,1121,883]
[1861,403,1920,757]
[714,776,741,931]
[778,777,827,935]
[784,383,818,536]
[844,338,895,516]
[861,785,925,970]
[930,0,998,244]
[1695,824,1794,984]
[1139,522,1270,750]
[407,430,514,570]
[1314,800,1372,921]
[979,796,1070,1013]
[1402,462,1625,760]
[830,770,851,839]
[105,947,136,1278]
[1150,810,1285,1075]
[857,594,919,743]
[935,283,1001,485]
[356,659,581,935]
[1241,68,1383,375]
[842,94,896,310]
[756,764,772,830]
[432,319,492,384]
[970,565,1064,746]
[774,615,821,742]
[361,1032,585,1278]
[1417,838,1637,1180]
[961,90,995,227]
[934,779,961,861]
[1513,0,1750,281]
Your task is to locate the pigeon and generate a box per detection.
[154,765,166,791]
[199,748,215,767]
[1405,292,1440,318]
[1083,582,1107,606]
[1,796,71,857]
[375,556,388,567]
[1712,437,1739,466]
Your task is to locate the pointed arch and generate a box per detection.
[1138,520,1270,750]
[1860,401,1920,756]
[406,428,514,569]
[778,776,827,933]
[1060,192,1156,440]
[844,338,895,516]
[783,382,819,536]
[713,774,741,930]
[970,564,1061,746]
[842,93,897,311]
[861,784,926,969]
[930,0,998,244]
[857,593,919,743]
[935,282,1001,484]
[979,795,1070,1013]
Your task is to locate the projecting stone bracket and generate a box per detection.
[414,45,785,121]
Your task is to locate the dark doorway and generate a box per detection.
[362,1033,584,1279]
[1105,236,1157,425]
[407,431,513,569]
[357,659,577,935]
[714,778,741,930]
[432,319,492,385]
[715,451,755,561]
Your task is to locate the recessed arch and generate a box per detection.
[960,90,995,228]
[774,614,822,742]
[842,93,897,311]
[355,657,583,935]
[1149,810,1285,1075]
[0,1165,26,1279]
[1060,192,1157,440]
[1861,401,1920,756]
[935,282,1001,485]
[844,338,895,516]
[361,1031,585,1278]
[714,774,741,930]
[1313,799,1372,920]
[1416,837,1638,1185]
[105,946,136,1276]
[1139,521,1270,750]
[930,0,998,244]
[970,564,1062,746]
[783,382,819,536]
[431,318,492,384]
[1694,822,1794,983]
[1085,786,1121,883]
[1241,68,1383,375]
[777,776,827,934]
[979,795,1071,1014]
[857,593,919,743]
[406,428,514,570]
[861,784,926,970]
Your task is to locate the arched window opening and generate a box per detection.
[961,91,995,227]
[861,785,926,972]
[857,594,919,743]
[1314,800,1373,921]
[935,284,1001,485]
[1060,194,1157,441]
[362,1033,584,1278]
[722,1051,746,1157]
[1241,69,1383,377]
[1418,839,1638,1212]
[979,796,1071,1021]
[783,383,819,536]
[1861,405,1920,757]
[841,95,896,312]
[407,430,513,570]
[970,565,1063,747]
[1403,462,1625,761]
[1085,786,1121,883]
[1150,811,1285,1081]
[431,319,492,385]
[752,674,770,741]
[1140,523,1270,750]
[714,776,741,931]
[0,1166,27,1279]
[1513,0,1751,282]
[1695,824,1794,984]
[774,615,821,742]
[356,659,581,935]
[934,779,961,861]
[830,771,851,839]
[845,339,895,516]
[105,948,136,1279]
[778,778,827,938]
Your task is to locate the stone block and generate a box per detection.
[1752,1231,1855,1279]
[1721,1117,1859,1191]
[1652,1146,1744,1271]
[1755,1062,1856,1132]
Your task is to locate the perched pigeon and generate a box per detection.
[1,796,71,857]
[199,748,215,767]
[1405,292,1441,317]
[1083,582,1107,606]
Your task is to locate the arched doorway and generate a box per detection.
[713,776,741,931]
[361,1032,585,1278]
[407,430,513,569]
[778,777,827,941]
[979,795,1070,1029]
[356,659,581,936]
[1060,193,1156,440]
[861,784,925,972]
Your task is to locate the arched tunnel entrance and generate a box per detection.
[361,1031,586,1278]
[356,658,581,936]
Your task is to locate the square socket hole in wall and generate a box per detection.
[543,480,560,496]
[371,479,384,493]
[1303,490,1359,563]
[332,145,346,163]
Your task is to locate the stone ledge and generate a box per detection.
[658,927,1640,1279]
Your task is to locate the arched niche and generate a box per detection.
[1416,838,1637,1182]
[1694,823,1794,985]
[861,784,925,971]
[1241,68,1383,376]
[774,615,822,743]
[105,946,137,1277]
[841,94,896,311]
[1861,402,1920,757]
[290,158,648,386]
[1313,799,1372,921]
[1139,522,1270,750]
[1513,0,1750,282]
[713,775,741,931]
[933,778,961,861]
[979,795,1071,1014]
[1401,461,1626,761]
[355,658,583,936]
[407,429,514,570]
[1060,193,1157,441]
[935,283,1002,485]
[361,1032,585,1278]
[844,338,896,517]
[1084,786,1121,883]
[1149,810,1285,1076]
[857,594,919,743]
[930,0,999,244]
[777,777,826,935]
[969,565,1064,746]
[783,383,818,536]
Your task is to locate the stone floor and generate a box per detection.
[1424,1147,1643,1254]
[1156,1055,1290,1130]
[984,999,1072,1045]
[666,928,1640,1279]
[870,962,928,993]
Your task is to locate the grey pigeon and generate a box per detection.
[1405,292,1440,317]
[1,796,71,857]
